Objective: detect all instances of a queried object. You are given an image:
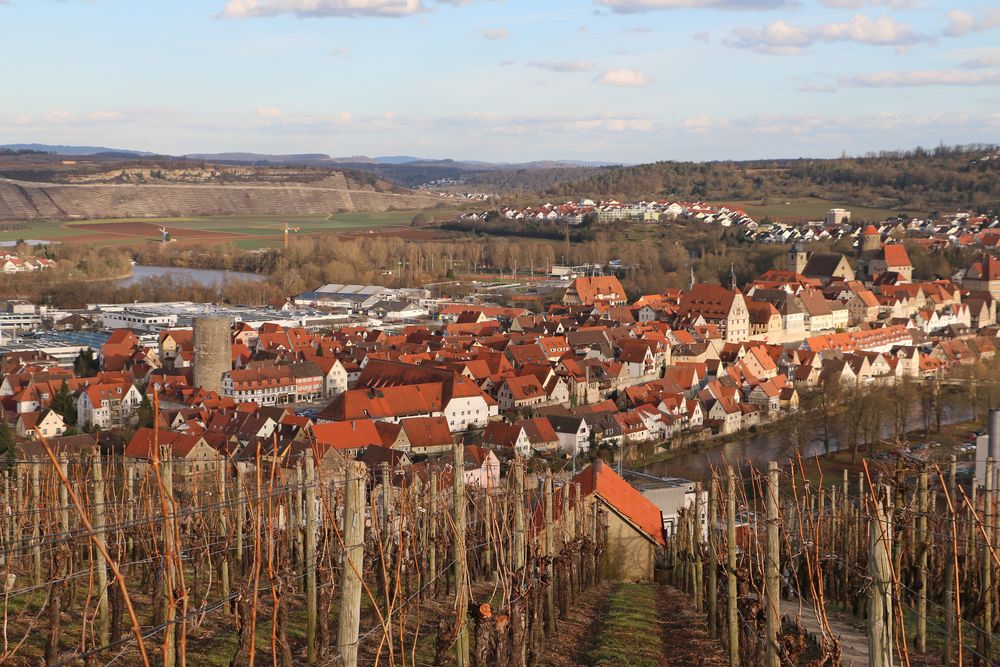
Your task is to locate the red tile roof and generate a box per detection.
[535,459,664,546]
[311,419,385,451]
[881,244,911,268]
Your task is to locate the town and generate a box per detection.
[4,0,1000,659]
[4,215,996,450]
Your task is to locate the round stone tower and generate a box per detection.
[193,317,231,395]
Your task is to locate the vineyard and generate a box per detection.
[0,436,609,666]
[7,426,1000,666]
[665,455,1000,667]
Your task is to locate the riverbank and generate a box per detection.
[76,267,134,284]
[635,395,974,484]
[115,264,267,287]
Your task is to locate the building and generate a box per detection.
[311,419,386,460]
[77,382,143,429]
[826,208,851,226]
[124,428,220,486]
[677,284,750,342]
[294,284,393,309]
[801,253,856,283]
[964,255,1000,299]
[867,244,913,283]
[223,366,296,405]
[544,460,666,582]
[622,470,698,538]
[463,445,500,488]
[339,359,497,431]
[496,375,548,412]
[562,276,628,307]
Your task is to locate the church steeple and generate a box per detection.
[730,263,737,291]
[790,239,809,274]
[689,264,696,290]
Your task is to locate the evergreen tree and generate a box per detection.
[136,394,155,429]
[73,349,99,377]
[52,379,76,426]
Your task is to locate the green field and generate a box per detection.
[714,197,924,223]
[0,210,452,247]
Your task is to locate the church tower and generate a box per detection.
[790,239,809,274]
[862,225,881,253]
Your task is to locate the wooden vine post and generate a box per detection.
[764,461,780,667]
[453,443,470,667]
[916,467,928,654]
[707,475,718,639]
[983,457,994,662]
[544,470,556,637]
[336,460,367,667]
[944,455,956,665]
[726,468,738,667]
[216,458,230,607]
[304,449,317,663]
[92,446,110,649]
[868,494,892,667]
[513,459,525,572]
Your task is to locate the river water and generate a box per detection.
[116,265,266,287]
[640,395,973,483]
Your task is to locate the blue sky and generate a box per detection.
[1,0,998,162]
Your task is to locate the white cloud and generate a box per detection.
[960,51,1000,69]
[481,28,508,40]
[220,0,427,19]
[821,0,919,9]
[331,47,350,56]
[596,68,652,86]
[596,0,794,12]
[528,60,595,72]
[254,107,284,118]
[727,14,925,54]
[842,69,1000,87]
[796,83,836,92]
[944,9,1000,37]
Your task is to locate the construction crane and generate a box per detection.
[158,226,170,243]
[253,222,301,250]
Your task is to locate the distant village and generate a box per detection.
[459,199,1000,249]
[0,251,55,273]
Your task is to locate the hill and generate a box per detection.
[0,156,442,221]
[0,143,156,157]
[526,145,1000,211]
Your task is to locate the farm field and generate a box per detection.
[713,197,925,223]
[0,210,457,248]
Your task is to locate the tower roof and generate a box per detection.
[863,225,879,236]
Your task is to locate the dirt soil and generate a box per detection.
[657,586,729,667]
[536,582,614,667]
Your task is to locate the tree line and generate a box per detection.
[457,144,1000,211]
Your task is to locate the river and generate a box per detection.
[640,395,973,483]
[116,265,266,287]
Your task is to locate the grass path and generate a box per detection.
[537,582,729,666]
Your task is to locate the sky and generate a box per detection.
[1,0,999,163]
